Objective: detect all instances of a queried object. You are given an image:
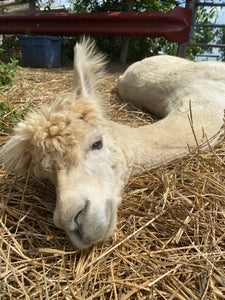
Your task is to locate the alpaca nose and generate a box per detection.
[54,200,89,232]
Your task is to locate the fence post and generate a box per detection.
[177,0,196,58]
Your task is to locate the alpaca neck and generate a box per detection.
[130,118,192,173]
[109,110,223,174]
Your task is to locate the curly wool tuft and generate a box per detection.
[1,96,103,179]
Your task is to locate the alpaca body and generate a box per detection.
[2,40,225,249]
[117,55,225,172]
[118,55,225,117]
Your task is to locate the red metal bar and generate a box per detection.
[0,7,192,43]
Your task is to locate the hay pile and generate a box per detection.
[1,65,225,300]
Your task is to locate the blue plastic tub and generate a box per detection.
[19,35,61,68]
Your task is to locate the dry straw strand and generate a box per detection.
[1,66,225,299]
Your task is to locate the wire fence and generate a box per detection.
[178,0,225,61]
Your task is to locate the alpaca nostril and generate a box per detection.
[72,200,90,240]
[74,208,84,225]
[73,200,90,227]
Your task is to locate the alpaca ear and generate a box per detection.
[1,124,32,175]
[73,37,106,98]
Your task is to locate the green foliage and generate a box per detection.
[0,101,32,133]
[0,49,18,86]
[68,0,179,13]
[94,36,177,62]
[187,4,219,60]
[0,47,30,132]
[61,37,79,64]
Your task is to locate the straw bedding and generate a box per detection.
[0,64,225,300]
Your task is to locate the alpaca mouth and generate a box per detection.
[67,226,106,249]
[68,230,91,249]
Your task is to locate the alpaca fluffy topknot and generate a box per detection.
[1,96,103,179]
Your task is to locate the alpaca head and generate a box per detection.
[1,39,128,249]
[2,95,128,249]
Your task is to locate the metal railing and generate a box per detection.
[177,0,225,58]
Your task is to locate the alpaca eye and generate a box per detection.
[91,140,103,151]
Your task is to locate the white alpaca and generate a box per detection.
[1,38,224,249]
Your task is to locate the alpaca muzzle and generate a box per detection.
[54,196,115,249]
[67,202,114,249]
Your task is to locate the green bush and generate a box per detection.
[0,101,32,133]
[0,49,18,86]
